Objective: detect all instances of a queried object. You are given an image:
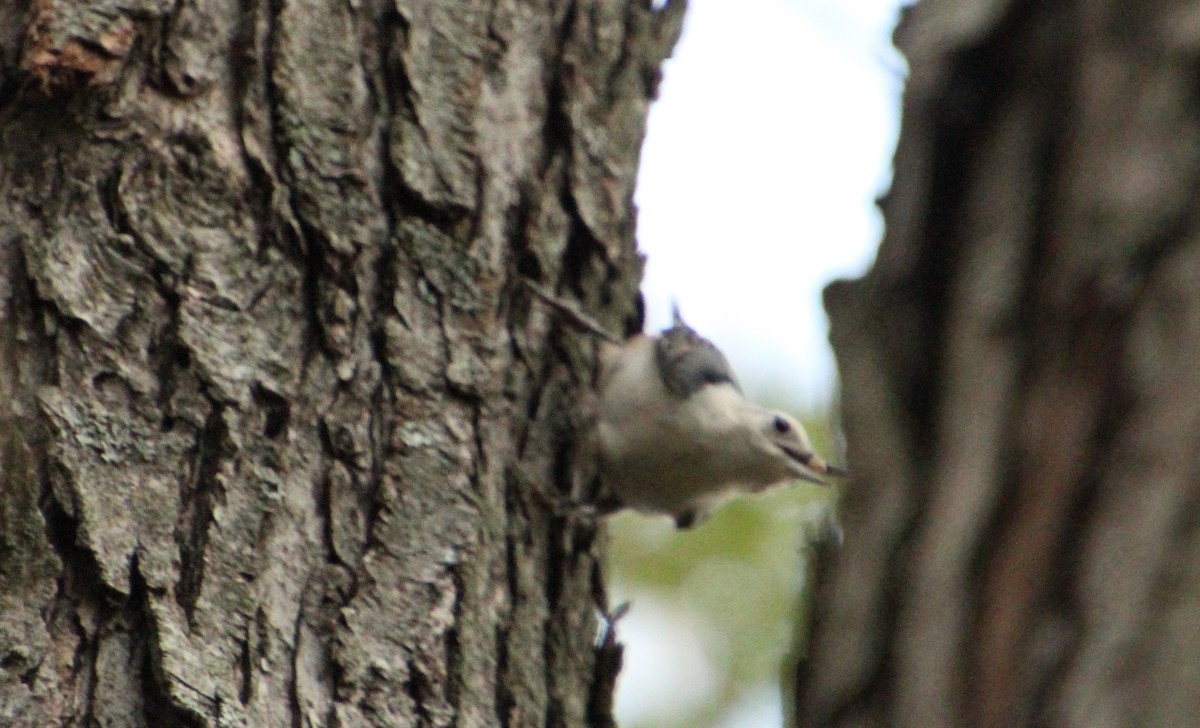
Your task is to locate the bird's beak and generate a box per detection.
[779,447,848,485]
[823,463,850,478]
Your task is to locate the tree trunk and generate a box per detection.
[0,1,681,726]
[795,2,1200,727]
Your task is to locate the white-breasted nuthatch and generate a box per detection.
[523,280,845,528]
[596,307,844,528]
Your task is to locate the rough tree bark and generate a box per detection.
[795,2,1200,727]
[0,1,681,726]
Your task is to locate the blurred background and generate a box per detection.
[612,0,906,725]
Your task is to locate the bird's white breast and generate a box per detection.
[597,337,751,514]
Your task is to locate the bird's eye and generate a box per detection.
[772,416,790,434]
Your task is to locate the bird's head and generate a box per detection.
[752,410,844,485]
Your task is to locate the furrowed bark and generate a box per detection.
[0,1,683,725]
[797,2,1200,726]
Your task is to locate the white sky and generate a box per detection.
[635,0,905,412]
[619,0,906,726]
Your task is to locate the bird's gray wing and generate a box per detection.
[654,323,741,398]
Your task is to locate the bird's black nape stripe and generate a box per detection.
[654,321,741,398]
[702,370,733,385]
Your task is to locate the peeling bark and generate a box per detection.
[0,0,682,725]
[796,2,1200,727]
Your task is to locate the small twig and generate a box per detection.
[520,277,622,343]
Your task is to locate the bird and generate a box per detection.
[521,278,845,528]
[595,305,844,528]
